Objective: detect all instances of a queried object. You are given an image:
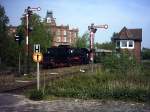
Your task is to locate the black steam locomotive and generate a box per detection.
[42,45,90,68]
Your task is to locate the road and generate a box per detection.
[0,93,150,112]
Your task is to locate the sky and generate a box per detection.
[1,0,150,48]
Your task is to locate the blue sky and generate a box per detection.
[1,0,150,48]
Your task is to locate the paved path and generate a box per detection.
[0,93,150,112]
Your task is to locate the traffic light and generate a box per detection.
[15,34,23,45]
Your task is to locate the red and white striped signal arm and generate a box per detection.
[94,24,108,29]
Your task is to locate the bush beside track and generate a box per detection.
[43,55,150,102]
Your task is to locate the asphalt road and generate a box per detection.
[0,93,150,112]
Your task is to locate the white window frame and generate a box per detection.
[74,32,77,37]
[121,40,127,48]
[46,17,51,23]
[128,40,134,48]
[119,40,134,49]
[64,30,67,35]
[70,37,72,43]
[57,29,60,35]
[57,37,61,42]
[64,36,67,42]
[116,40,120,48]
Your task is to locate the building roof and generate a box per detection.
[112,27,142,41]
[46,11,54,18]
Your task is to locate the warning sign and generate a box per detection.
[33,52,43,62]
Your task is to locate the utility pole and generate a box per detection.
[24,6,41,75]
[88,23,108,72]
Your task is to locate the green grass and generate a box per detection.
[45,66,150,102]
[25,60,150,102]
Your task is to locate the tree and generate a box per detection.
[75,31,89,48]
[0,5,9,55]
[102,52,139,74]
[111,32,118,42]
[94,32,118,50]
[17,13,52,72]
[142,48,150,60]
[18,13,52,53]
[95,42,115,50]
[0,5,19,69]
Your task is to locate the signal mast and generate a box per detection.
[88,23,108,71]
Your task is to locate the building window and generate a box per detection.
[47,28,50,33]
[57,37,61,42]
[121,40,127,47]
[74,33,76,37]
[119,40,134,49]
[46,17,51,23]
[116,40,120,48]
[57,29,60,35]
[70,37,72,43]
[129,40,133,47]
[64,36,67,42]
[64,30,67,35]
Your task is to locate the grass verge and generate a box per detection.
[45,69,150,102]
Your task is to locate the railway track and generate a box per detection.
[0,64,101,93]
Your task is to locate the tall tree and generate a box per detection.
[18,13,52,53]
[75,31,89,48]
[17,13,52,72]
[0,5,9,53]
[0,5,19,68]
[142,48,150,60]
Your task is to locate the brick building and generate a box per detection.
[112,27,142,62]
[7,11,78,47]
[8,25,17,36]
[45,11,78,47]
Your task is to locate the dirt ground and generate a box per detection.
[0,93,150,112]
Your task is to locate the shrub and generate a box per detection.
[29,89,44,100]
[101,52,140,74]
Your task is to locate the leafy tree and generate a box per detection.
[17,13,52,72]
[0,5,9,56]
[102,52,139,74]
[95,42,115,50]
[75,32,89,48]
[18,13,52,53]
[111,32,119,42]
[142,48,150,60]
[0,5,19,69]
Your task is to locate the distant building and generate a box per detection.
[111,27,142,62]
[8,25,17,36]
[7,11,78,47]
[45,11,78,47]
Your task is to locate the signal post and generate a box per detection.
[33,44,43,91]
[24,6,41,75]
[88,23,108,72]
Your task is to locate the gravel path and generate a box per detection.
[0,93,150,112]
